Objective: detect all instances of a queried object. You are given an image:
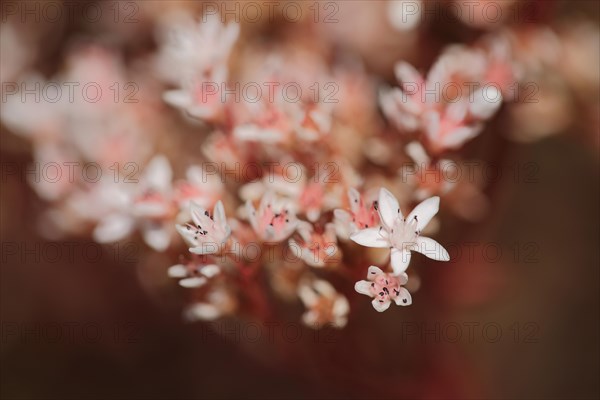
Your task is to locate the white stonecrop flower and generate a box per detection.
[168,263,221,288]
[298,279,349,329]
[176,201,231,255]
[245,192,298,242]
[350,188,450,275]
[355,266,412,312]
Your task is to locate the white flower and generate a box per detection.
[350,188,449,275]
[333,188,379,240]
[155,12,239,85]
[245,192,298,242]
[289,221,338,268]
[183,286,237,321]
[355,266,412,312]
[176,201,231,255]
[168,262,221,288]
[298,279,349,329]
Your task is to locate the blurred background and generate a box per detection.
[1,1,599,399]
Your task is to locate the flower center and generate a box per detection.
[390,216,419,250]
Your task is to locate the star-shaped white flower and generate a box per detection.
[350,188,450,275]
[176,201,231,255]
[354,266,412,312]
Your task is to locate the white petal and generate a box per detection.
[163,89,191,108]
[213,201,227,228]
[367,265,384,279]
[394,61,422,86]
[378,188,401,229]
[470,86,503,119]
[350,227,390,248]
[200,264,221,278]
[441,124,482,149]
[298,284,318,307]
[313,279,336,297]
[407,196,440,232]
[423,110,441,141]
[189,242,221,255]
[332,316,348,329]
[347,188,361,213]
[93,214,134,243]
[405,141,430,165]
[175,224,196,246]
[333,296,350,317]
[143,224,171,252]
[306,208,320,222]
[415,236,450,261]
[168,264,187,278]
[371,298,392,312]
[190,202,211,227]
[398,272,409,285]
[354,280,373,296]
[390,248,411,274]
[447,99,468,122]
[143,155,172,192]
[179,276,207,288]
[245,200,259,231]
[184,303,221,321]
[302,311,319,327]
[394,287,412,306]
[296,220,313,242]
[333,209,353,239]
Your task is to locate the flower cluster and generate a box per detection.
[2,4,597,329]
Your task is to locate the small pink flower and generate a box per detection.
[355,266,412,312]
[168,260,221,288]
[294,101,333,142]
[333,188,380,240]
[234,100,294,144]
[174,165,224,211]
[132,155,175,220]
[184,285,237,322]
[176,201,231,255]
[298,279,349,328]
[403,142,456,199]
[155,12,239,86]
[129,156,180,251]
[380,61,429,133]
[422,100,484,155]
[246,192,298,242]
[289,221,339,268]
[163,68,228,122]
